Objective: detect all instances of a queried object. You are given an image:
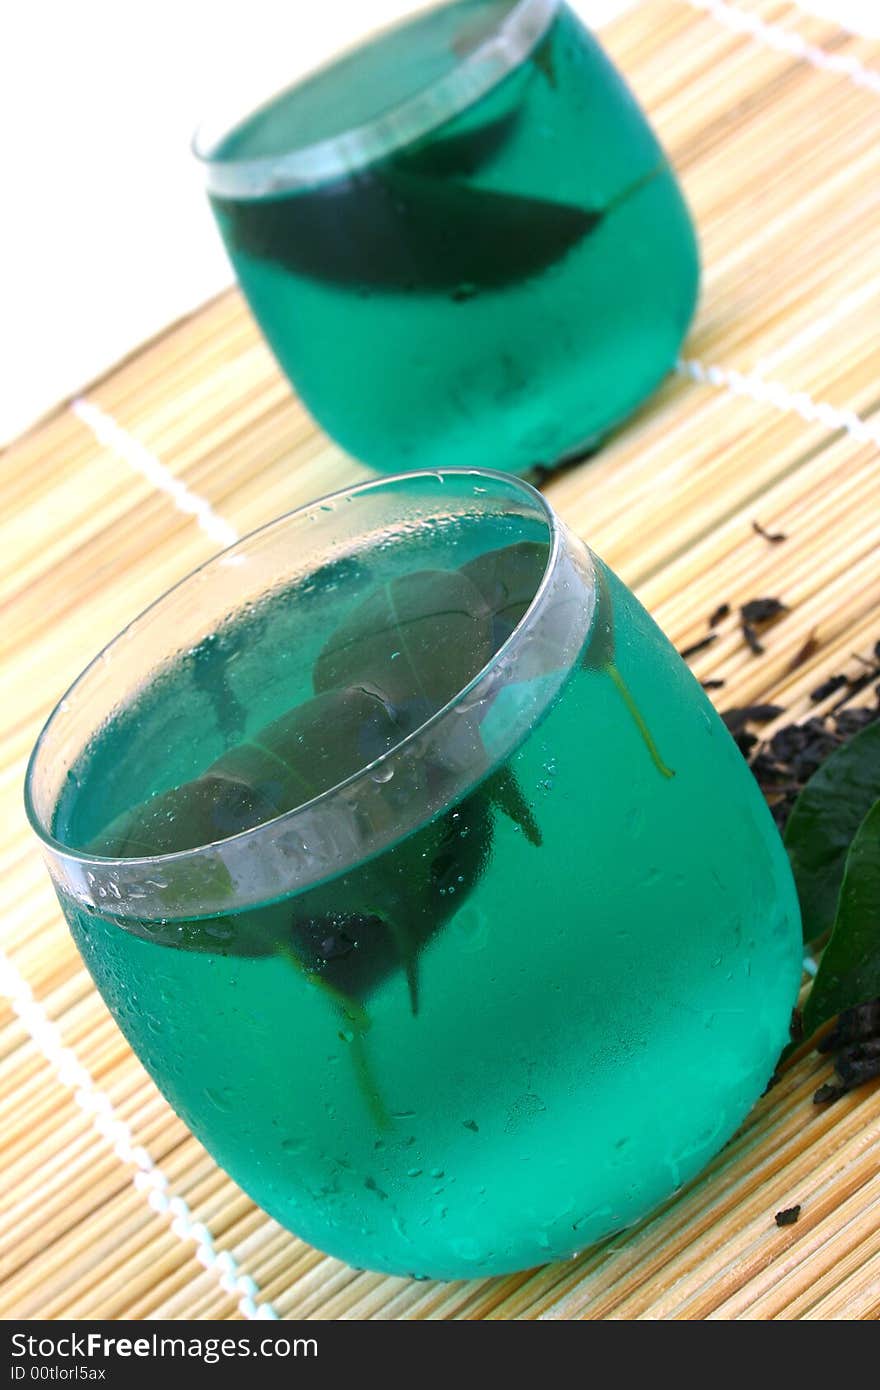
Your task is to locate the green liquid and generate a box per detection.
[209,1,699,475]
[55,517,799,1280]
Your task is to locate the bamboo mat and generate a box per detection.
[2,0,879,1321]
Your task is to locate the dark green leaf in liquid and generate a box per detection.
[784,721,880,945]
[216,33,667,302]
[191,635,247,745]
[313,555,545,845]
[394,106,522,179]
[216,53,669,304]
[531,30,558,89]
[459,540,548,650]
[93,687,404,863]
[312,558,545,1016]
[585,561,674,780]
[216,171,599,296]
[462,543,672,778]
[483,765,541,848]
[802,797,880,1037]
[90,687,484,1001]
[90,684,492,1125]
[313,568,494,726]
[91,544,670,1123]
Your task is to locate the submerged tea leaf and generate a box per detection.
[89,679,497,1011]
[313,568,493,724]
[531,32,558,89]
[191,635,247,744]
[396,106,522,179]
[784,721,880,944]
[89,686,411,965]
[93,687,404,864]
[802,798,880,1037]
[583,560,616,673]
[216,172,599,294]
[290,786,493,1010]
[465,543,672,778]
[584,561,673,779]
[94,774,277,862]
[459,541,548,649]
[218,153,667,298]
[315,548,549,849]
[485,767,541,847]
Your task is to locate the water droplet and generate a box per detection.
[205,1086,233,1113]
[371,765,394,784]
[204,922,233,943]
[450,1236,482,1262]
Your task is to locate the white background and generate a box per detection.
[1,0,876,445]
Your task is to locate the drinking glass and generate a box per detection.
[27,471,799,1280]
[196,0,699,476]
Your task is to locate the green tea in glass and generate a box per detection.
[197,0,699,476]
[27,472,799,1280]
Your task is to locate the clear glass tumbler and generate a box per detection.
[26,470,798,1280]
[196,1,699,476]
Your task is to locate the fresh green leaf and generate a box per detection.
[784,721,880,944]
[802,797,880,1037]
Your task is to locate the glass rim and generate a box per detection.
[193,0,561,199]
[25,467,595,920]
